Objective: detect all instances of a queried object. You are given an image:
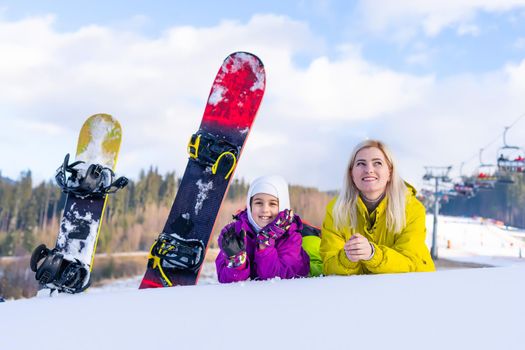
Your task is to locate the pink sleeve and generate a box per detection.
[254,231,310,280]
[215,222,251,283]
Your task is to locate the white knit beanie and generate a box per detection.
[246,175,290,232]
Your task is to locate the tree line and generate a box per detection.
[0,168,331,257]
[433,174,525,228]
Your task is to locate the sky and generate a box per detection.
[1,1,525,191]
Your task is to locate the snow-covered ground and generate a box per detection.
[90,214,525,293]
[88,257,220,293]
[1,215,525,350]
[2,266,524,350]
[428,215,525,267]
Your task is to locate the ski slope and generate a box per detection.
[428,215,525,266]
[1,215,525,350]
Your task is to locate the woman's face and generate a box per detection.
[351,146,391,201]
[250,193,279,227]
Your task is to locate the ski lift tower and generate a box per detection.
[423,166,452,260]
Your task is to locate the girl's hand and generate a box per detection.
[256,209,295,249]
[344,233,373,262]
[274,209,294,231]
[221,228,246,257]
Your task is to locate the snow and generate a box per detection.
[1,267,524,350]
[65,162,113,190]
[237,52,266,92]
[57,206,99,265]
[1,215,525,350]
[428,215,525,266]
[78,116,119,167]
[227,52,265,92]
[222,52,246,74]
[208,84,226,106]
[211,53,265,106]
[194,179,213,215]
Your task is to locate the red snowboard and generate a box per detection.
[140,52,265,288]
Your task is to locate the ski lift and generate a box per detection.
[453,182,475,197]
[497,126,525,175]
[476,149,498,189]
[452,162,476,198]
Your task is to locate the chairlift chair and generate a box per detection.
[497,126,525,174]
[497,147,525,173]
[476,165,498,189]
[453,182,475,197]
[475,149,497,189]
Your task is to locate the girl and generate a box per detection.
[320,140,435,275]
[215,175,310,283]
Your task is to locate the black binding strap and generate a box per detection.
[30,244,91,294]
[55,153,128,198]
[150,233,205,271]
[188,132,240,179]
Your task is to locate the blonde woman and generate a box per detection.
[320,140,435,275]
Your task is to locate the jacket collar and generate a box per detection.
[357,194,387,219]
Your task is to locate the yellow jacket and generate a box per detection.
[320,187,435,275]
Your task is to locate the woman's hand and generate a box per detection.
[344,233,374,262]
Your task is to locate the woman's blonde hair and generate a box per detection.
[332,140,408,233]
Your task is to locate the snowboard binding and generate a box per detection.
[148,215,205,287]
[188,132,240,179]
[30,244,91,294]
[55,153,128,198]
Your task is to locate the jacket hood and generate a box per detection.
[405,181,418,197]
[246,175,290,232]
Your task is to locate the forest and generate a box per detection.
[431,174,525,228]
[0,168,333,256]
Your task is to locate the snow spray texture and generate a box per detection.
[140,51,266,289]
[30,114,128,295]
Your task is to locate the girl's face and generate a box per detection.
[351,146,391,201]
[250,193,279,227]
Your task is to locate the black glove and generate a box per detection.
[221,227,246,257]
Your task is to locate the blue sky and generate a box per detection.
[1,1,525,190]
[4,1,525,75]
[1,1,344,75]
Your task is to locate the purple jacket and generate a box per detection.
[215,210,310,283]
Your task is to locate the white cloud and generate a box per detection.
[513,37,525,49]
[0,14,431,188]
[381,62,525,189]
[457,23,480,36]
[269,55,433,122]
[13,120,66,135]
[1,13,525,191]
[406,51,432,66]
[357,0,525,39]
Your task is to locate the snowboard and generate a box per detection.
[30,114,125,294]
[139,52,266,289]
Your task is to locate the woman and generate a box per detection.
[320,140,435,275]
